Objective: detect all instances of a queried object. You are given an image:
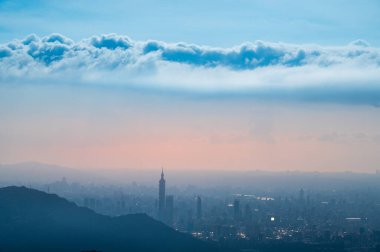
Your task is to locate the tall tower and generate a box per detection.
[158,167,166,221]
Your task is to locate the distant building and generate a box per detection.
[234,199,240,221]
[244,204,252,222]
[299,188,305,203]
[196,195,202,220]
[158,168,166,221]
[165,195,174,225]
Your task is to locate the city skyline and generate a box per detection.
[2,1,380,251]
[1,167,379,251]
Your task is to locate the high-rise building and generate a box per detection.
[244,203,252,222]
[234,199,240,221]
[165,195,174,226]
[299,188,305,203]
[158,168,166,221]
[196,195,202,220]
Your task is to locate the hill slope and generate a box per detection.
[0,186,222,252]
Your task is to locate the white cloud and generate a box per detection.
[0,33,380,105]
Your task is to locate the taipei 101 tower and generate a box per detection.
[158,168,166,221]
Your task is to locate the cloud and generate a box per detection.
[89,34,132,50]
[1,33,380,105]
[0,47,12,58]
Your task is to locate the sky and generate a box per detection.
[0,0,380,173]
[0,0,380,46]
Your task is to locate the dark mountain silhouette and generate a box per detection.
[0,186,224,252]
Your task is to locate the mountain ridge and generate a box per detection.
[0,186,223,252]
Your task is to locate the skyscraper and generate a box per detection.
[234,199,240,221]
[165,195,174,226]
[299,188,305,203]
[158,168,166,221]
[196,195,202,220]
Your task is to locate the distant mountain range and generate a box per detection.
[1,162,379,190]
[0,186,223,252]
[0,162,102,184]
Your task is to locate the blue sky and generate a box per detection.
[0,0,379,46]
[1,0,380,171]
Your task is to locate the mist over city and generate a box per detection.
[1,1,380,251]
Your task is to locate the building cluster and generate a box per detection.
[28,170,380,251]
[153,170,380,251]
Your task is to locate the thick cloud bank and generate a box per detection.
[1,33,380,104]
